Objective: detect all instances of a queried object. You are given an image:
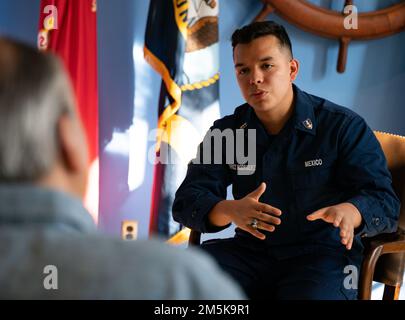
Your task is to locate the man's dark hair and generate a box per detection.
[231,21,293,58]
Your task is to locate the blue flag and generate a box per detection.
[144,0,220,240]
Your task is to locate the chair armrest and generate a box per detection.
[371,239,405,255]
[188,229,202,246]
[359,231,405,299]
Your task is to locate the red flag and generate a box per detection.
[38,0,99,223]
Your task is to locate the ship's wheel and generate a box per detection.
[253,0,405,72]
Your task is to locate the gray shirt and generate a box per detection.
[0,185,245,299]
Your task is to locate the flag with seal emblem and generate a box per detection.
[144,0,220,242]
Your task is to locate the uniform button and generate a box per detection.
[372,217,380,226]
[191,210,197,218]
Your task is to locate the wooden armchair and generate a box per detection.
[188,131,405,300]
[358,131,405,300]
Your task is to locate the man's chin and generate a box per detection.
[249,102,273,113]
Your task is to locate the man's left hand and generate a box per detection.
[306,202,362,250]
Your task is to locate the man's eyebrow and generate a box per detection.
[259,56,274,62]
[234,56,274,68]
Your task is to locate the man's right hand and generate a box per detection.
[208,182,282,240]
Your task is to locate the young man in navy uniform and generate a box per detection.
[172,21,400,299]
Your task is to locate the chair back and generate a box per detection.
[372,131,405,286]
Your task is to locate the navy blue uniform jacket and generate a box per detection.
[173,85,400,259]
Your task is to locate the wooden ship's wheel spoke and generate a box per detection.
[253,0,405,73]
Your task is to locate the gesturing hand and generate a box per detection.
[229,182,282,240]
[306,202,362,250]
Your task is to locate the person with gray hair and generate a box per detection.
[0,37,245,300]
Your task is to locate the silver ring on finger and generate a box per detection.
[250,218,258,229]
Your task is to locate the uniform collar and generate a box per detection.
[243,107,271,147]
[292,84,317,136]
[241,84,317,144]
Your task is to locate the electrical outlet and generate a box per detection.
[121,220,138,240]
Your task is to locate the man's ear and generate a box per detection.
[289,58,299,81]
[57,113,89,175]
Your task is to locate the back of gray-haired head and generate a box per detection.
[0,37,75,182]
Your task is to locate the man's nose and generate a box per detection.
[249,70,263,85]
